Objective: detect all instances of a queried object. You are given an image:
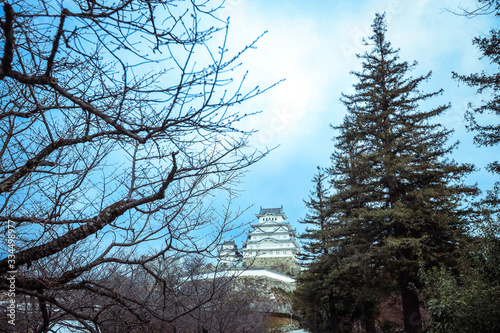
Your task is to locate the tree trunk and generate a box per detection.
[328,292,341,333]
[363,311,377,333]
[399,272,423,333]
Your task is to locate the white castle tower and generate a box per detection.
[219,240,242,265]
[241,207,299,276]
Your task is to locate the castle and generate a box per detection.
[219,206,300,276]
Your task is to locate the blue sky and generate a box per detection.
[210,0,498,246]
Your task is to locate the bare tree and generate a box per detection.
[0,0,274,331]
[84,255,267,333]
[151,258,270,333]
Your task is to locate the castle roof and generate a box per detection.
[243,237,298,244]
[256,206,287,219]
[250,222,291,229]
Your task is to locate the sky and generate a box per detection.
[206,0,498,247]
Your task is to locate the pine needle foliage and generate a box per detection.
[453,1,500,207]
[296,13,479,333]
[329,13,479,333]
[299,167,331,261]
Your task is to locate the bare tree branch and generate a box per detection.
[0,0,275,331]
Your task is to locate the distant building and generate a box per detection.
[240,206,300,276]
[219,240,242,264]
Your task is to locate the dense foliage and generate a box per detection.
[423,2,500,330]
[422,218,500,333]
[294,13,479,333]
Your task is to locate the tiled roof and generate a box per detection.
[258,206,284,215]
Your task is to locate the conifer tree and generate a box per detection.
[453,0,500,207]
[297,168,342,333]
[419,4,500,331]
[327,13,478,333]
[299,167,331,260]
[297,171,382,332]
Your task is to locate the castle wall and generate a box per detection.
[244,256,299,276]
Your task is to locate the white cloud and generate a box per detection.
[222,9,333,153]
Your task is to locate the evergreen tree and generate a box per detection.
[422,5,500,329]
[293,243,381,333]
[296,169,383,332]
[299,167,331,260]
[296,167,340,332]
[453,0,500,207]
[327,13,478,333]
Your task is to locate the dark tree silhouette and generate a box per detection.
[295,13,478,333]
[330,13,477,333]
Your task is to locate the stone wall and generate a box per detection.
[244,256,299,276]
[234,276,294,314]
